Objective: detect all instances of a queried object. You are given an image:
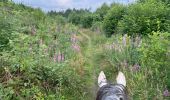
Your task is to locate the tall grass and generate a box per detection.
[103,33,170,99]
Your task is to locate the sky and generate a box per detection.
[13,0,135,12]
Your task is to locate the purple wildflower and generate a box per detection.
[53,52,65,63]
[122,34,127,47]
[112,43,115,49]
[132,64,140,72]
[71,35,78,43]
[61,54,65,61]
[72,44,80,52]
[57,53,62,62]
[53,54,57,62]
[121,60,128,68]
[163,89,170,97]
[105,43,115,50]
[39,39,43,45]
[135,36,142,47]
[44,48,48,55]
[31,26,36,35]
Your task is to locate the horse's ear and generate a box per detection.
[98,71,107,87]
[116,71,126,87]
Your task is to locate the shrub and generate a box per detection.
[95,3,110,21]
[118,1,170,36]
[68,12,81,25]
[104,32,170,99]
[80,13,94,28]
[0,12,14,51]
[103,4,126,37]
[139,32,170,90]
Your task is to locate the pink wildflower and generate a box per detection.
[61,54,65,61]
[57,53,62,62]
[163,89,170,97]
[72,44,80,52]
[53,54,57,62]
[53,52,65,63]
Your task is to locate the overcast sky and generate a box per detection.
[13,0,135,12]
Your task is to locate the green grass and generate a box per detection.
[0,1,170,100]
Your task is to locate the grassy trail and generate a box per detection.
[80,30,110,100]
[76,29,114,99]
[79,29,97,99]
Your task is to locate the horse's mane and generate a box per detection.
[96,84,128,100]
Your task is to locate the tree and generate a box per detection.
[68,11,81,25]
[95,3,110,21]
[0,0,9,2]
[118,1,170,36]
[81,13,94,28]
[103,4,126,37]
[139,0,170,4]
[64,9,72,17]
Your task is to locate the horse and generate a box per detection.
[96,71,128,100]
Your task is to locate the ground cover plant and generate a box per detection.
[0,0,170,99]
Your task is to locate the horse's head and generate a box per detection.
[96,71,128,100]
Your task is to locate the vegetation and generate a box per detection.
[0,0,170,99]
[103,4,126,37]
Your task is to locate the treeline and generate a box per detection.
[48,0,170,36]
[48,8,95,28]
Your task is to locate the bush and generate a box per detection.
[139,32,170,90]
[91,21,103,33]
[103,4,126,37]
[95,3,110,20]
[68,12,81,25]
[80,13,94,28]
[104,32,170,99]
[0,11,15,51]
[118,1,170,36]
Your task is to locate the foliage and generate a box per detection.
[95,3,110,21]
[47,0,170,37]
[118,1,170,36]
[91,21,103,33]
[68,11,82,25]
[104,32,170,99]
[0,2,87,100]
[103,4,126,37]
[139,32,170,89]
[0,0,170,100]
[139,0,170,4]
[80,13,94,28]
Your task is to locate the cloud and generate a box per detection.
[57,0,72,6]
[12,0,135,12]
